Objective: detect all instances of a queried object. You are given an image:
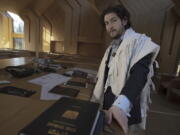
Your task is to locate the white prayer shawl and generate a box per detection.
[92,28,160,129]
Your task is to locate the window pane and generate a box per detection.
[7,11,24,34]
[13,20,24,34]
[13,38,24,49]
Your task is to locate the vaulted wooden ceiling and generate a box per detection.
[0,0,34,13]
[0,0,178,15]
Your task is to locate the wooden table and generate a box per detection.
[0,94,56,135]
[0,57,34,69]
[0,65,123,135]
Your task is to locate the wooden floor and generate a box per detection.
[145,93,180,135]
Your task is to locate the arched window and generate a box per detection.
[7,11,24,50]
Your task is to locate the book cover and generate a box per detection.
[18,97,100,135]
[0,86,35,97]
[66,81,86,88]
[72,70,88,79]
[49,85,80,97]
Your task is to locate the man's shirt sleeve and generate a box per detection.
[113,94,132,116]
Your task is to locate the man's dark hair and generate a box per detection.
[100,5,131,30]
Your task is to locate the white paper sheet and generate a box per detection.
[29,73,70,86]
[40,83,65,100]
[29,73,71,100]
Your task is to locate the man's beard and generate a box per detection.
[111,29,125,39]
[112,33,121,39]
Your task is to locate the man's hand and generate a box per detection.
[107,105,128,134]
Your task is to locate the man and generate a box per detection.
[92,5,160,135]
